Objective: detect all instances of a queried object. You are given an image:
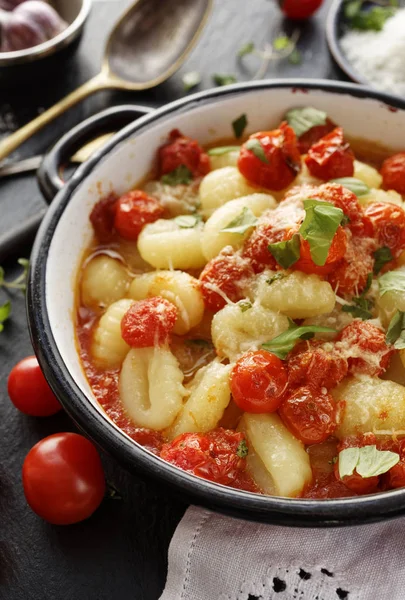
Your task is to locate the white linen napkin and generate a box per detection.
[160,505,405,600]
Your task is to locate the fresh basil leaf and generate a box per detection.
[273,35,290,51]
[238,42,255,57]
[237,439,249,458]
[208,146,240,156]
[288,48,302,65]
[378,269,405,297]
[285,107,328,138]
[331,177,370,197]
[299,199,344,266]
[268,233,301,269]
[262,319,337,360]
[245,139,269,164]
[373,246,393,275]
[266,273,287,285]
[174,214,202,229]
[0,300,11,332]
[339,445,400,479]
[213,74,237,86]
[182,71,201,92]
[232,114,248,139]
[220,207,258,235]
[386,311,405,349]
[161,165,193,186]
[362,272,373,296]
[341,304,372,320]
[239,300,252,313]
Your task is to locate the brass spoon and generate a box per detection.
[0,0,212,162]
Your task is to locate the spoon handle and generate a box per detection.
[0,73,110,163]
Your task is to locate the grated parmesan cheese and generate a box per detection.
[340,9,405,96]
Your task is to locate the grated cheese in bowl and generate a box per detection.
[340,8,405,97]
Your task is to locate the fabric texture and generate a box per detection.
[160,505,404,600]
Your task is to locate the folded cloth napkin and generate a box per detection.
[160,506,405,600]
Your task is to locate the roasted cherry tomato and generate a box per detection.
[279,386,337,445]
[160,429,249,487]
[380,152,405,195]
[364,202,405,257]
[305,127,355,181]
[114,190,164,240]
[307,183,363,228]
[158,129,210,178]
[242,221,297,274]
[278,0,323,20]
[238,122,301,191]
[199,249,254,312]
[22,433,105,525]
[292,225,347,276]
[230,350,288,413]
[287,341,348,391]
[333,463,380,495]
[89,193,117,242]
[121,297,178,347]
[327,235,375,296]
[8,356,61,417]
[298,118,335,154]
[336,321,394,377]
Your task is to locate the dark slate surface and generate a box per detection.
[0,1,343,598]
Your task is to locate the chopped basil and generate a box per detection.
[341,304,372,320]
[268,233,301,269]
[182,71,201,92]
[378,269,405,297]
[239,300,252,313]
[213,74,237,86]
[161,165,193,186]
[363,272,373,295]
[342,273,374,320]
[174,214,202,229]
[338,445,399,479]
[373,246,393,275]
[386,311,405,349]
[0,301,11,332]
[220,207,258,235]
[299,199,345,266]
[245,138,269,164]
[237,439,249,458]
[273,35,290,51]
[232,114,248,139]
[238,42,255,57]
[262,319,336,360]
[207,146,240,156]
[285,107,328,138]
[288,48,302,65]
[266,273,287,285]
[331,177,370,196]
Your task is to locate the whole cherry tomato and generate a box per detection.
[8,356,61,417]
[22,433,105,525]
[278,0,323,20]
[230,350,288,413]
[364,202,405,257]
[238,122,301,191]
[114,190,164,240]
[287,341,348,391]
[121,297,178,347]
[158,129,210,178]
[305,127,355,181]
[380,152,405,195]
[336,321,394,377]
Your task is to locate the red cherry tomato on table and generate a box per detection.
[22,433,105,525]
[114,190,164,240]
[238,122,301,191]
[121,297,178,347]
[158,129,210,178]
[364,202,405,257]
[230,350,288,413]
[8,356,61,417]
[305,127,355,181]
[278,0,323,20]
[336,320,394,377]
[380,152,405,195]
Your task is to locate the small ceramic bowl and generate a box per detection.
[29,80,405,527]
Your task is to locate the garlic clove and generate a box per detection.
[0,8,47,51]
[15,1,67,40]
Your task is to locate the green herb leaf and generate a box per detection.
[338,445,399,479]
[341,304,373,320]
[386,311,405,349]
[373,246,393,275]
[237,439,249,458]
[262,319,337,360]
[285,107,328,138]
[207,146,240,156]
[245,138,269,164]
[238,42,255,57]
[345,2,397,31]
[378,269,405,297]
[213,74,237,86]
[363,272,373,296]
[268,233,301,269]
[161,165,193,186]
[331,177,370,196]
[0,301,11,332]
[221,207,258,235]
[299,199,345,266]
[266,273,287,285]
[174,214,202,229]
[288,48,302,65]
[239,300,252,313]
[182,71,201,92]
[232,114,248,139]
[341,273,374,319]
[273,35,290,51]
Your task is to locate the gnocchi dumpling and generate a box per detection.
[201,193,276,260]
[129,270,204,334]
[92,299,133,368]
[376,267,405,326]
[354,160,383,189]
[211,301,289,362]
[81,255,131,311]
[166,360,232,440]
[359,188,403,207]
[119,346,185,430]
[199,167,260,217]
[209,148,240,171]
[137,218,205,270]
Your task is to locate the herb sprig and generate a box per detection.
[237,30,302,80]
[0,258,29,333]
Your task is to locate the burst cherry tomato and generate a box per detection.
[327,235,375,296]
[278,0,323,20]
[380,152,405,195]
[336,321,394,377]
[298,118,335,154]
[121,297,178,347]
[230,350,288,413]
[89,193,117,242]
[199,250,254,312]
[383,460,405,490]
[307,183,362,227]
[114,190,164,240]
[287,341,348,391]
[364,202,405,257]
[305,127,355,181]
[158,129,210,178]
[279,386,337,445]
[238,122,301,191]
[8,356,61,417]
[292,225,347,276]
[22,433,105,525]
[333,463,380,495]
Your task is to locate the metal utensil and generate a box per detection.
[0,0,212,162]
